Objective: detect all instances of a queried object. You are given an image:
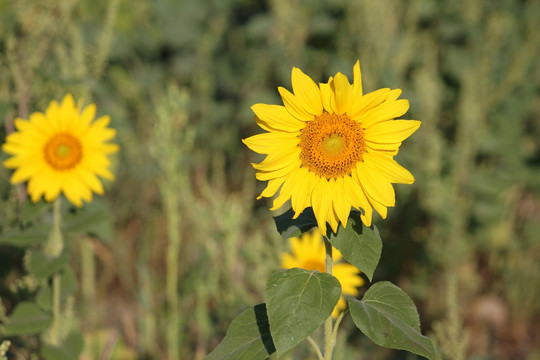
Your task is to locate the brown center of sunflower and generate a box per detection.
[43,133,83,170]
[298,112,366,179]
[301,259,326,273]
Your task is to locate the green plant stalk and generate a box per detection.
[80,237,95,306]
[323,236,334,360]
[162,182,181,360]
[306,336,323,360]
[48,198,64,346]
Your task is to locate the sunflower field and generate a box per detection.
[0,0,539,359]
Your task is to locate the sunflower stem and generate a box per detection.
[323,236,335,360]
[306,336,324,360]
[48,198,64,346]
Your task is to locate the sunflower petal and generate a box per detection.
[252,104,305,132]
[278,87,314,121]
[291,67,323,115]
[332,73,353,115]
[360,99,410,128]
[363,152,414,184]
[366,119,421,144]
[356,162,395,207]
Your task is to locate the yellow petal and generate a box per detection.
[366,140,401,152]
[270,169,303,210]
[333,176,351,229]
[252,148,301,172]
[332,73,353,115]
[360,99,410,128]
[356,162,395,207]
[290,168,317,217]
[345,171,373,223]
[319,77,335,113]
[363,152,414,184]
[368,194,388,219]
[384,89,402,103]
[278,87,314,121]
[257,177,286,199]
[291,67,323,115]
[311,178,332,235]
[352,60,363,99]
[252,104,305,132]
[366,120,421,144]
[255,159,298,181]
[242,132,299,154]
[349,88,390,119]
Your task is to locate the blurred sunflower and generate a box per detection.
[2,94,119,206]
[281,229,364,318]
[243,61,420,235]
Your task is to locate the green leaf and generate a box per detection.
[27,251,70,281]
[349,281,436,360]
[266,268,341,357]
[2,302,52,336]
[20,200,51,224]
[328,212,382,281]
[62,200,113,242]
[204,304,275,360]
[273,207,318,239]
[42,332,84,360]
[0,229,48,247]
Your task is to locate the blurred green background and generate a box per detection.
[0,0,539,359]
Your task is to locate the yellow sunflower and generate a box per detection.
[2,94,119,207]
[243,61,420,235]
[281,229,364,318]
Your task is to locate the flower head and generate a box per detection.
[243,61,420,234]
[2,94,119,206]
[281,229,364,318]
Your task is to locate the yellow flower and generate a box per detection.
[243,61,420,235]
[281,229,364,318]
[2,94,119,207]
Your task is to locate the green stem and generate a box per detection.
[51,273,61,346]
[163,183,181,360]
[323,236,334,360]
[306,336,323,360]
[48,198,63,346]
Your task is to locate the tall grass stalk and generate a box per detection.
[150,84,192,359]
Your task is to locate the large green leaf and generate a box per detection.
[273,208,318,239]
[1,302,52,336]
[266,268,341,358]
[328,212,382,281]
[349,282,436,360]
[204,304,275,360]
[27,251,69,282]
[42,332,84,360]
[62,200,113,242]
[0,229,48,247]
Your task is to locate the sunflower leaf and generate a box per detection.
[349,281,436,360]
[273,207,318,239]
[328,212,382,281]
[1,302,52,336]
[204,304,275,360]
[266,268,341,358]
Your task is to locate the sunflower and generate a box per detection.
[2,94,119,207]
[281,229,364,318]
[243,61,420,235]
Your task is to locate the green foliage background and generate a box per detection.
[0,0,539,359]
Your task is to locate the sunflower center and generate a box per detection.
[299,112,366,179]
[43,133,83,170]
[301,259,326,273]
